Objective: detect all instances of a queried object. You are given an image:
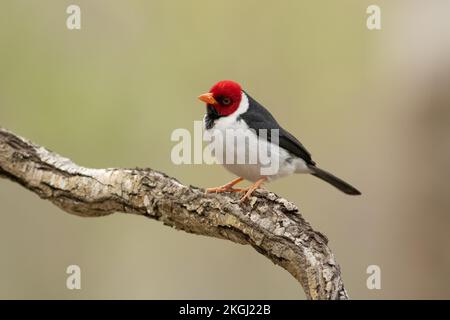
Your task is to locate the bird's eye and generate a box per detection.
[222,97,231,105]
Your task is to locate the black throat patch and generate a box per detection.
[204,105,223,130]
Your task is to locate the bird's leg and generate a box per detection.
[239,177,268,202]
[205,177,244,193]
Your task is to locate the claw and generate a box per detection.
[205,177,244,194]
[206,186,242,193]
[205,177,268,203]
[239,177,268,203]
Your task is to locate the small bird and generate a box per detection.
[198,80,361,202]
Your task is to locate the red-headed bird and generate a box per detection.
[198,80,361,202]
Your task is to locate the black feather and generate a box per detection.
[239,91,316,165]
[204,105,222,130]
[309,166,361,195]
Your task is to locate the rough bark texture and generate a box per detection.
[0,127,348,300]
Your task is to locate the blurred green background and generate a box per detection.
[1,0,449,299]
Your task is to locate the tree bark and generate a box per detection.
[0,127,348,300]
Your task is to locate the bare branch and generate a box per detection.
[0,127,348,300]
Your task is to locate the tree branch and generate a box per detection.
[0,127,348,300]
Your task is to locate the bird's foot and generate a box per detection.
[239,177,268,203]
[206,186,243,193]
[205,177,244,194]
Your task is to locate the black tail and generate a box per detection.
[308,166,361,195]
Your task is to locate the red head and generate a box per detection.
[198,80,243,116]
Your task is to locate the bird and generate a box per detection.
[198,80,361,202]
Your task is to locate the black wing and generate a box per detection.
[239,92,315,166]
